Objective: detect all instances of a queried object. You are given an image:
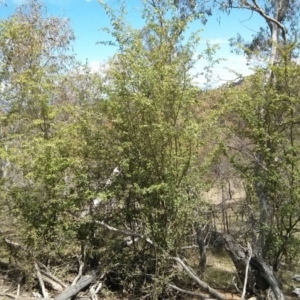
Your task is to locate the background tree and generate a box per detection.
[176,0,300,267]
[0,0,86,259]
[220,54,300,271]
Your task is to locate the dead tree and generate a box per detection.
[222,234,284,300]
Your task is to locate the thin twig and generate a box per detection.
[95,221,154,245]
[168,284,208,299]
[181,245,199,249]
[95,282,103,293]
[4,238,28,252]
[72,257,84,286]
[231,276,242,294]
[16,284,20,299]
[0,293,16,299]
[241,242,252,300]
[89,285,98,300]
[40,269,67,289]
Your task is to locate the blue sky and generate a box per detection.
[1,0,266,85]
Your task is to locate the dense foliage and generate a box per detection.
[1,0,300,298]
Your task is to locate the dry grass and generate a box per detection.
[204,249,237,289]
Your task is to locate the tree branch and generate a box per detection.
[34,262,47,299]
[168,284,209,299]
[171,257,225,300]
[72,257,84,286]
[40,266,67,289]
[241,242,252,300]
[95,221,154,245]
[249,0,286,40]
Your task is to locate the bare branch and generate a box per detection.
[95,221,154,245]
[249,0,286,40]
[40,268,67,289]
[4,238,28,253]
[241,242,252,300]
[34,262,48,299]
[16,284,20,298]
[89,285,98,300]
[181,245,199,249]
[95,282,103,293]
[72,257,84,286]
[0,293,16,299]
[168,284,209,299]
[171,257,225,300]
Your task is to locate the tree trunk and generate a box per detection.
[222,234,284,300]
[196,226,206,274]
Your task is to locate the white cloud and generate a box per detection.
[87,55,253,89]
[89,61,106,73]
[192,54,253,88]
[201,38,229,45]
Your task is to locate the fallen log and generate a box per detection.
[54,270,97,300]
